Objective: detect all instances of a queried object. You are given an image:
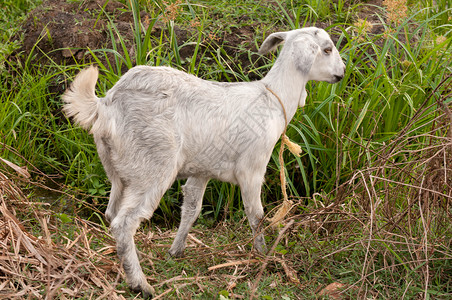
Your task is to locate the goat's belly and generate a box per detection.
[177,161,238,184]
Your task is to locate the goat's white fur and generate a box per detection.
[63,27,345,298]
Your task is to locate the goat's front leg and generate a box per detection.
[238,175,267,253]
[169,176,209,257]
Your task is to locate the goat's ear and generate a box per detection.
[293,36,320,74]
[258,32,288,55]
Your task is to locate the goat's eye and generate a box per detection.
[324,47,332,54]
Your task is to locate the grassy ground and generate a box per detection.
[1,0,451,299]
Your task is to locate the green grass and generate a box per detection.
[1,0,451,298]
[288,8,452,195]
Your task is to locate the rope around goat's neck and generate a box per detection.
[264,86,301,226]
[265,86,289,130]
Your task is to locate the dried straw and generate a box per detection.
[0,165,125,299]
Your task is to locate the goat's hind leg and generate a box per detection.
[110,187,154,298]
[105,178,123,222]
[169,176,209,257]
[110,177,175,298]
[94,136,123,222]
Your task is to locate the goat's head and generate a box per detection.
[259,27,346,84]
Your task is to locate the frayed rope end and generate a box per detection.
[268,199,293,228]
[281,134,301,157]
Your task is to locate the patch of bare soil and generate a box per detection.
[18,0,188,68]
[21,0,128,65]
[357,0,385,34]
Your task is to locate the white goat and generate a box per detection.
[63,27,345,298]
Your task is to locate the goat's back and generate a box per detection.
[96,66,282,182]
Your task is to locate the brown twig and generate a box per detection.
[208,259,260,271]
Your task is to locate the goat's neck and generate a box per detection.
[261,65,307,127]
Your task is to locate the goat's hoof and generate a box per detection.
[131,282,154,299]
[104,209,114,223]
[136,247,143,260]
[168,248,185,258]
[254,241,267,254]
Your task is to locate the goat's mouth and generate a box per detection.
[329,74,344,83]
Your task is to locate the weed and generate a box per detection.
[383,0,408,24]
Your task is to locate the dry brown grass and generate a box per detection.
[0,168,127,299]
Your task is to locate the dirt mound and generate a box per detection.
[21,0,126,64]
[19,0,196,67]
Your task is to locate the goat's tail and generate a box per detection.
[62,66,100,131]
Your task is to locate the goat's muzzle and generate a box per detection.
[334,74,344,82]
[329,74,344,84]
